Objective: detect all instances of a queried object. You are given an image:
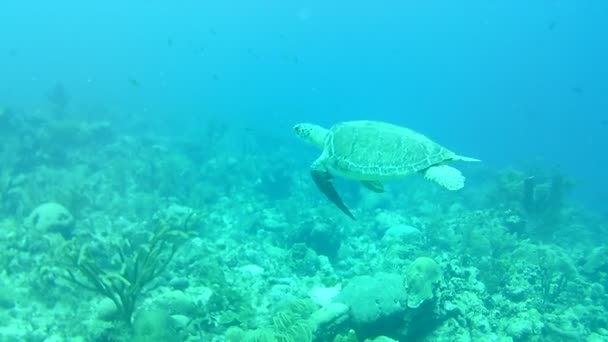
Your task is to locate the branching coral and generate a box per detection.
[510,242,578,309]
[273,311,313,342]
[225,300,316,342]
[58,212,197,325]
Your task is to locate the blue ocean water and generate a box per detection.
[1,1,607,341]
[1,1,606,210]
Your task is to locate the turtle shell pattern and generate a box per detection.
[324,120,456,179]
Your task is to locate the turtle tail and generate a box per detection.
[453,155,481,162]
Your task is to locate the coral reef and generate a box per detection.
[0,109,605,341]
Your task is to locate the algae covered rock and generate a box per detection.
[583,246,608,273]
[309,302,349,332]
[334,329,358,342]
[405,257,442,308]
[132,308,179,342]
[365,337,398,342]
[335,272,406,325]
[382,224,422,243]
[333,329,398,342]
[24,202,74,237]
[155,204,195,227]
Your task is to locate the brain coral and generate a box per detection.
[335,272,407,325]
[405,256,442,308]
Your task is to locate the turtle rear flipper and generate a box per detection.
[311,164,356,220]
[424,165,465,191]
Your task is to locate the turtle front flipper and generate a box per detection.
[360,180,385,193]
[311,163,356,220]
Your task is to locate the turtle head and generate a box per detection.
[294,123,328,149]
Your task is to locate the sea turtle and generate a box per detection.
[294,120,480,219]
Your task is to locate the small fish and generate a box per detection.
[209,28,217,35]
[167,37,174,48]
[600,119,608,127]
[212,73,220,81]
[548,21,558,31]
[8,48,17,56]
[247,48,260,59]
[282,55,300,64]
[572,87,584,94]
[128,79,140,87]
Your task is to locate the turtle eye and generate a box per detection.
[294,125,307,136]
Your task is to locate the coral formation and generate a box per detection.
[405,257,442,309]
[334,271,407,338]
[0,110,606,341]
[58,212,197,326]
